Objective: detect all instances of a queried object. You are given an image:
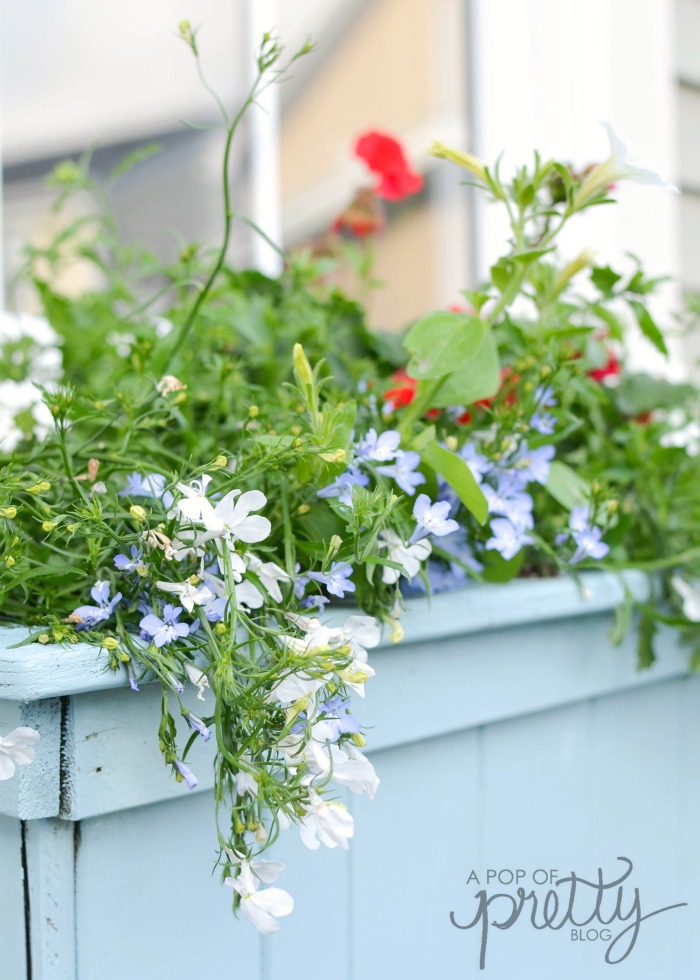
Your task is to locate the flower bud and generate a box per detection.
[429,141,488,183]
[248,405,259,419]
[214,455,227,467]
[5,556,15,568]
[0,506,17,519]
[215,622,227,635]
[38,634,50,645]
[130,505,147,522]
[27,481,51,495]
[389,619,405,644]
[445,436,458,452]
[327,535,342,560]
[320,448,346,464]
[102,637,119,650]
[118,650,130,662]
[351,733,366,747]
[293,343,313,388]
[136,564,149,577]
[42,521,57,533]
[297,503,311,515]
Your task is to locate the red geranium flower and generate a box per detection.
[355,131,423,202]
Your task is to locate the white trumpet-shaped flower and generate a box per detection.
[576,122,678,207]
[246,553,290,602]
[0,727,40,780]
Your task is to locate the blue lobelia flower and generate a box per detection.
[114,544,148,573]
[119,472,174,509]
[376,449,425,495]
[71,581,122,631]
[174,759,198,790]
[308,562,356,599]
[139,604,190,647]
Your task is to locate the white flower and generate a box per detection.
[175,475,214,522]
[266,669,330,705]
[314,743,380,799]
[672,576,700,622]
[336,657,376,697]
[225,860,294,934]
[156,374,187,395]
[660,421,700,457]
[246,554,290,602]
[156,579,213,613]
[184,662,209,701]
[0,727,40,781]
[236,764,259,799]
[379,529,432,584]
[200,489,271,546]
[299,789,354,851]
[576,122,678,206]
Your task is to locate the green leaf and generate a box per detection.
[637,614,657,669]
[545,460,589,510]
[491,258,516,294]
[615,373,695,416]
[481,548,525,583]
[591,266,622,297]
[415,436,487,524]
[363,556,404,571]
[428,332,501,409]
[404,312,485,380]
[628,299,668,355]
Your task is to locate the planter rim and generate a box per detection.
[0,569,649,702]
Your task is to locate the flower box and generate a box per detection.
[2,569,697,979]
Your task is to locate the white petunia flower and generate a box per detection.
[0,727,40,781]
[576,122,678,206]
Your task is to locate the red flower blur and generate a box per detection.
[383,370,417,409]
[332,187,385,238]
[354,131,423,202]
[588,353,620,383]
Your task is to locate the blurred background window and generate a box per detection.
[0,0,696,366]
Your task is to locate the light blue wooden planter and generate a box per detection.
[1,571,698,979]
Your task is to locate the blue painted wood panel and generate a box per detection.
[1,573,699,978]
[0,815,27,979]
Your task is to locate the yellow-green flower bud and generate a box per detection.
[215,621,227,635]
[42,521,57,533]
[136,564,149,577]
[248,405,259,419]
[130,505,147,522]
[320,448,346,464]
[351,733,366,748]
[5,556,15,568]
[293,343,313,387]
[445,436,458,452]
[0,506,17,519]
[297,503,311,515]
[429,140,488,184]
[102,637,119,650]
[214,454,227,467]
[118,651,130,663]
[38,634,50,645]
[28,481,51,495]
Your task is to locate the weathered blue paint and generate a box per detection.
[1,571,698,979]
